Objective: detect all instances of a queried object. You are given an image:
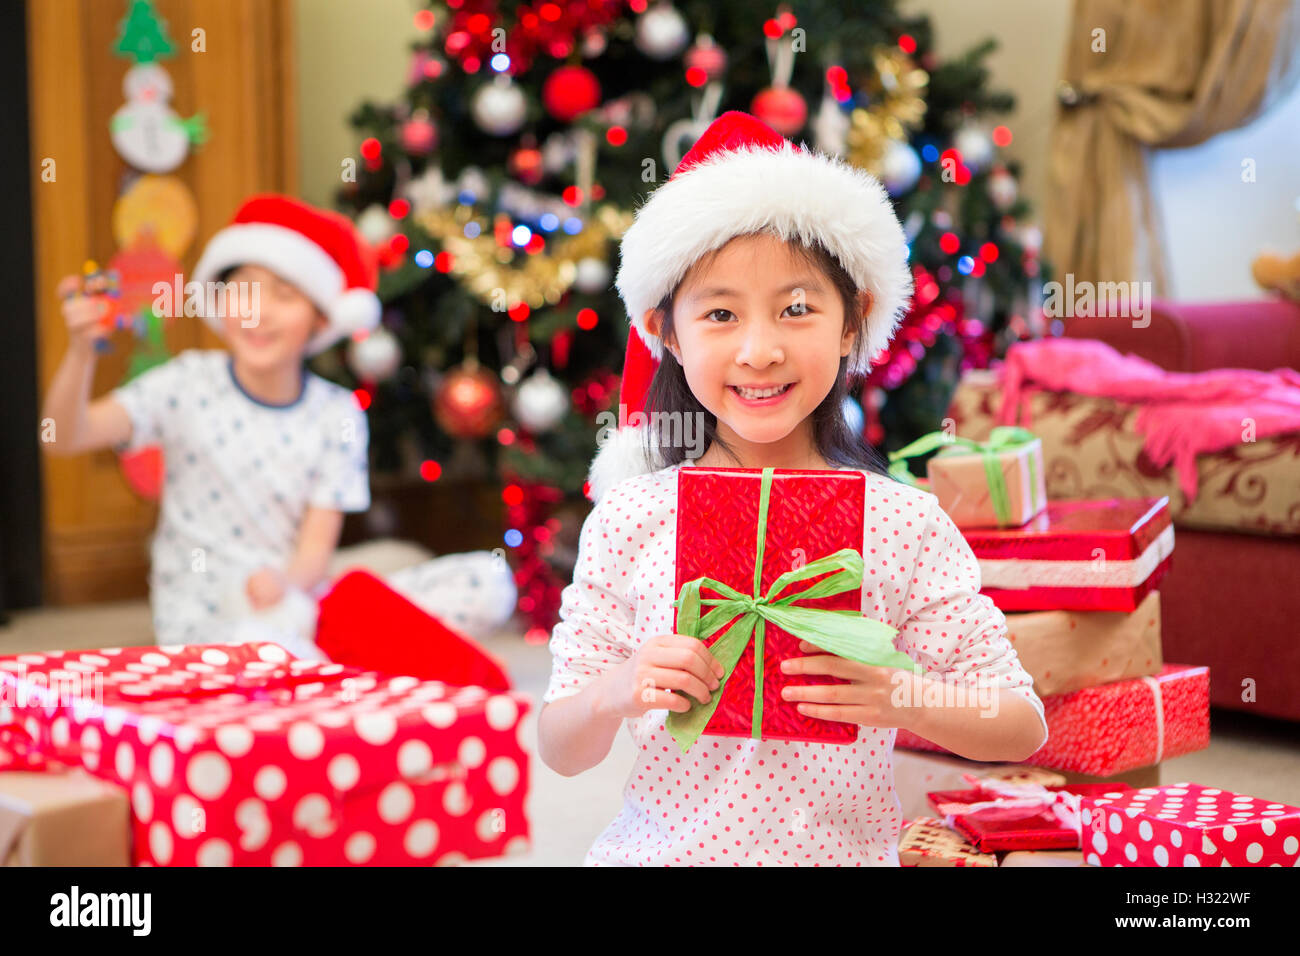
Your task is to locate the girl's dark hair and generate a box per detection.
[642,231,891,477]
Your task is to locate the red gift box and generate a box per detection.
[0,642,531,866]
[671,467,906,749]
[928,781,1133,852]
[897,663,1209,776]
[965,497,1173,612]
[1079,783,1300,866]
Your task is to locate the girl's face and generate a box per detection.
[220,263,327,372]
[647,233,866,463]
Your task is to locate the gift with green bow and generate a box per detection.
[887,426,1046,529]
[667,466,919,754]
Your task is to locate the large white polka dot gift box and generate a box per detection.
[0,642,531,866]
[1079,783,1300,867]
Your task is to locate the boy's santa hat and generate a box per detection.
[588,110,913,502]
[191,193,382,355]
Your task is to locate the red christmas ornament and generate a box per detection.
[542,65,601,122]
[750,86,807,136]
[508,144,544,185]
[684,34,727,82]
[400,114,438,155]
[433,362,505,438]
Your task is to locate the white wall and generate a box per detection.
[1150,81,1300,301]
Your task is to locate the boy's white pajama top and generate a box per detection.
[544,463,1048,866]
[112,349,370,645]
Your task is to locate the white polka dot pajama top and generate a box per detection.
[543,462,1048,866]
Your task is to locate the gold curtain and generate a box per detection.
[1044,0,1300,293]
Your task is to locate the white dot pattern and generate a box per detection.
[1081,782,1300,866]
[544,465,1048,865]
[0,640,531,865]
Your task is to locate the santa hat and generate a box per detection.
[587,110,913,502]
[190,194,382,355]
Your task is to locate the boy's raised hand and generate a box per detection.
[58,273,111,351]
[596,633,725,720]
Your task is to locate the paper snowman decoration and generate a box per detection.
[110,63,206,173]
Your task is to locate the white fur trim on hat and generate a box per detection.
[190,222,380,355]
[587,425,656,503]
[615,141,913,374]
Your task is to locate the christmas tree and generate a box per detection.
[113,0,176,64]
[328,0,1046,634]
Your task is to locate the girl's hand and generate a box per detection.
[780,639,918,730]
[596,633,725,720]
[58,274,111,352]
[246,566,287,611]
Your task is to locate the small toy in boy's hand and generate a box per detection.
[61,261,123,354]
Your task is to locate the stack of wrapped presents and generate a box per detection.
[885,427,1290,865]
[0,573,532,867]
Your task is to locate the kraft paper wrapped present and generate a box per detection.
[1000,849,1088,867]
[896,663,1209,776]
[964,497,1174,612]
[0,769,130,866]
[1079,783,1300,866]
[898,816,997,867]
[669,466,917,753]
[0,642,531,866]
[889,427,1046,529]
[1005,590,1164,696]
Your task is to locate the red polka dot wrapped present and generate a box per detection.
[0,642,531,866]
[897,663,1209,776]
[1079,783,1300,867]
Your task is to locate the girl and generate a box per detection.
[536,111,1048,866]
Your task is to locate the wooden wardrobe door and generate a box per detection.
[29,0,298,604]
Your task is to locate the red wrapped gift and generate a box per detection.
[965,497,1173,612]
[1079,783,1300,867]
[897,663,1209,776]
[927,776,1133,852]
[669,466,914,752]
[0,642,531,866]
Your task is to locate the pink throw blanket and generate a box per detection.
[996,338,1300,500]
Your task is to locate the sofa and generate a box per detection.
[946,299,1300,722]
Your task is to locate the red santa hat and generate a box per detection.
[587,110,913,502]
[190,193,382,355]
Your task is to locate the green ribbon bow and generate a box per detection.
[665,467,918,754]
[887,425,1041,525]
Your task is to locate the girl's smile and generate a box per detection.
[728,381,798,406]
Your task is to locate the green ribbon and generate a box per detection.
[665,467,918,754]
[887,425,1041,525]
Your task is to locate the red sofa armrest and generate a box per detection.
[1062,298,1300,372]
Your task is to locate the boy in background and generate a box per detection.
[42,195,381,652]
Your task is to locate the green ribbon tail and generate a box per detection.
[666,611,756,754]
[759,604,915,671]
